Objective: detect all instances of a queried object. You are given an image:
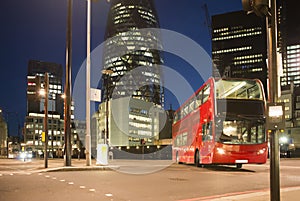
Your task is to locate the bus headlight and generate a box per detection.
[217,148,225,155]
[257,148,266,155]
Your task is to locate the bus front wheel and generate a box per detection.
[176,152,181,164]
[195,150,200,167]
[236,164,242,169]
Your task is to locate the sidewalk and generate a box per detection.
[0,158,118,173]
[207,186,300,201]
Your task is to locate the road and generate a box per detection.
[1,159,300,201]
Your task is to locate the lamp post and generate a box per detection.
[86,0,92,166]
[85,0,100,166]
[101,69,113,145]
[64,0,73,167]
[43,73,49,168]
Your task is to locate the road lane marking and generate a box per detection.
[105,193,113,197]
[89,189,96,192]
[68,182,74,185]
[79,186,86,189]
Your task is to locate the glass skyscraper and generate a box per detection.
[102,0,164,106]
[98,0,165,147]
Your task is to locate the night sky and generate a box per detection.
[0,0,242,136]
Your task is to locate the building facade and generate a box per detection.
[211,11,268,97]
[98,0,165,147]
[279,85,300,148]
[278,0,300,87]
[24,60,80,157]
[0,110,7,156]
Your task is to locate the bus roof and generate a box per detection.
[174,77,265,113]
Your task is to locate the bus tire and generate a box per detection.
[195,150,200,167]
[236,164,242,169]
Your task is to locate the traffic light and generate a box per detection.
[242,0,271,17]
[41,132,45,142]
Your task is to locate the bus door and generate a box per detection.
[200,121,213,163]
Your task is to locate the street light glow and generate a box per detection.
[39,89,46,96]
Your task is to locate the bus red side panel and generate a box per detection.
[212,143,268,165]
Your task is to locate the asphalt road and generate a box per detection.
[1,159,300,201]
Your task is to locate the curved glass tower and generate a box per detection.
[102,0,164,106]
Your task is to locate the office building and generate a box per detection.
[0,110,7,156]
[102,0,164,105]
[24,60,80,157]
[98,0,165,147]
[279,0,300,87]
[211,11,268,97]
[280,84,300,148]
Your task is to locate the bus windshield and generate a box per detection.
[216,117,266,144]
[215,79,263,100]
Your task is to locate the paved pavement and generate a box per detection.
[1,158,299,200]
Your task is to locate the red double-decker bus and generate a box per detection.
[172,77,268,168]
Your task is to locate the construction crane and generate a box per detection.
[202,2,212,39]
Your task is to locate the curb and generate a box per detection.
[37,165,120,173]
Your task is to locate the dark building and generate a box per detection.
[278,0,300,87]
[27,60,64,117]
[212,11,268,97]
[24,60,66,156]
[101,0,164,106]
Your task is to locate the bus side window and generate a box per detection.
[196,91,203,107]
[189,99,195,112]
[202,122,212,141]
[203,84,210,103]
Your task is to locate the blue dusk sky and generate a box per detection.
[0,0,242,135]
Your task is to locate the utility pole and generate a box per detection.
[242,0,281,200]
[44,73,49,168]
[64,0,73,167]
[268,0,281,200]
[86,0,92,166]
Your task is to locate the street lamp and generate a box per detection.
[64,0,73,167]
[86,0,92,166]
[101,69,113,145]
[85,0,100,167]
[242,0,280,200]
